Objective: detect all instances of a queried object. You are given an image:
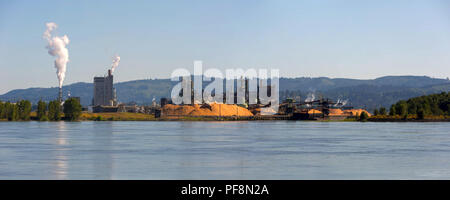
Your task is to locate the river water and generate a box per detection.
[0,121,449,179]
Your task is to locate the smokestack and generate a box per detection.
[108,69,112,77]
[58,87,62,102]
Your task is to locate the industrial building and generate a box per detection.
[93,69,117,106]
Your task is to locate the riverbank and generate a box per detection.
[2,112,449,122]
[368,115,450,122]
[81,112,292,121]
[80,112,157,121]
[75,113,450,122]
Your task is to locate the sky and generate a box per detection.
[1,0,450,94]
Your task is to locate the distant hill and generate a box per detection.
[1,76,449,111]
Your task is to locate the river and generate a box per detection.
[0,121,449,179]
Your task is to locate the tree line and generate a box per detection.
[0,98,82,121]
[373,92,449,119]
[0,100,32,121]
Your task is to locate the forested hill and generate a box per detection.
[1,76,449,111]
[389,92,449,116]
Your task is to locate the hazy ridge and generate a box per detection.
[1,76,449,111]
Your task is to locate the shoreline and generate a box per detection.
[2,112,449,122]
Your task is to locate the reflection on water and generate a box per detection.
[55,122,68,179]
[0,121,450,179]
[52,122,115,179]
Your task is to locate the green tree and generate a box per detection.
[373,109,379,116]
[11,104,19,121]
[389,105,396,116]
[17,100,32,120]
[5,102,19,121]
[48,100,61,121]
[37,100,48,121]
[3,102,10,119]
[359,111,369,122]
[395,101,408,116]
[63,98,82,121]
[417,108,425,120]
[0,101,4,119]
[379,107,387,115]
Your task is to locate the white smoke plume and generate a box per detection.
[341,99,348,106]
[111,55,121,73]
[43,22,70,88]
[334,98,348,107]
[334,99,341,107]
[305,92,315,102]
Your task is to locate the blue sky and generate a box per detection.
[1,0,450,94]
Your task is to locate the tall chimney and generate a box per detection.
[58,87,63,102]
[108,69,112,77]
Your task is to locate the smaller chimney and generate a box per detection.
[108,69,112,77]
[58,87,62,102]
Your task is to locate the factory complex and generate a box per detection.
[77,68,370,121]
